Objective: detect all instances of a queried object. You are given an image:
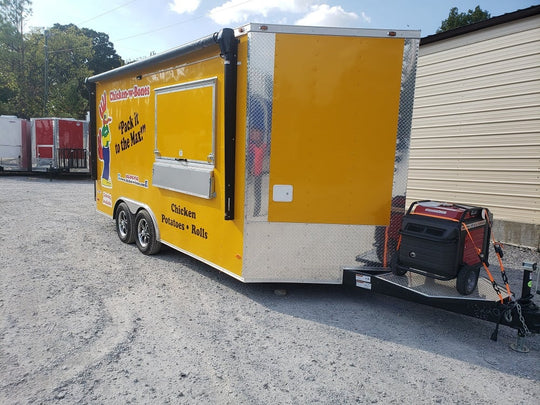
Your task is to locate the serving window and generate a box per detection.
[152,78,217,199]
[154,77,216,164]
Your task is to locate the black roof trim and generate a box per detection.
[421,5,540,45]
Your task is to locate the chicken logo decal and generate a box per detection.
[98,91,112,188]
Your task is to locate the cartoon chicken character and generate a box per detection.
[98,91,112,188]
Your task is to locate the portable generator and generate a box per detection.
[391,201,492,295]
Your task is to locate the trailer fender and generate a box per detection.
[113,197,161,242]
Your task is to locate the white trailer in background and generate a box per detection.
[0,115,31,171]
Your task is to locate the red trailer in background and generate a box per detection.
[31,118,89,173]
[0,115,31,171]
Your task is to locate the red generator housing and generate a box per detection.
[392,201,491,295]
[31,118,88,172]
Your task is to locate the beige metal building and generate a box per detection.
[408,6,540,249]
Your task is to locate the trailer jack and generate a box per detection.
[511,331,530,353]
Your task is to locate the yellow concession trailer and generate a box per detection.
[86,23,420,283]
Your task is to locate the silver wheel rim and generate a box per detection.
[118,211,129,238]
[137,218,150,248]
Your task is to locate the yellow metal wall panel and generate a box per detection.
[156,84,214,162]
[268,34,404,225]
[94,44,246,277]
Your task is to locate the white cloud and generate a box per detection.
[208,0,315,25]
[361,11,371,24]
[295,4,361,27]
[207,1,370,28]
[169,0,201,14]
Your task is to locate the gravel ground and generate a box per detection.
[0,176,539,404]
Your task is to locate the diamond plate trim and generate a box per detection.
[379,272,510,301]
[242,33,420,282]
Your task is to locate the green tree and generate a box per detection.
[25,25,93,118]
[0,24,18,114]
[53,24,123,74]
[81,27,123,74]
[19,28,44,117]
[437,6,491,33]
[37,24,123,118]
[0,0,32,116]
[0,1,123,118]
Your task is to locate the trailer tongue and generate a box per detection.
[346,255,539,351]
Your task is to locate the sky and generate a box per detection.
[25,0,539,62]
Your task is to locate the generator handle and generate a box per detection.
[457,205,491,225]
[406,200,427,215]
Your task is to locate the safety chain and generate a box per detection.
[500,270,510,286]
[486,251,531,335]
[502,299,531,336]
[515,300,531,336]
[490,278,504,299]
[487,261,512,304]
[466,213,532,336]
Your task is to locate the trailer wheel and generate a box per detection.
[456,265,479,295]
[115,202,135,244]
[391,254,407,276]
[135,210,161,255]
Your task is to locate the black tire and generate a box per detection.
[115,202,135,244]
[134,210,161,255]
[391,253,407,276]
[456,265,479,295]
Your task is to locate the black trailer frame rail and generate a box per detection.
[343,268,540,337]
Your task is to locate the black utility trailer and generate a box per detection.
[350,200,539,351]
